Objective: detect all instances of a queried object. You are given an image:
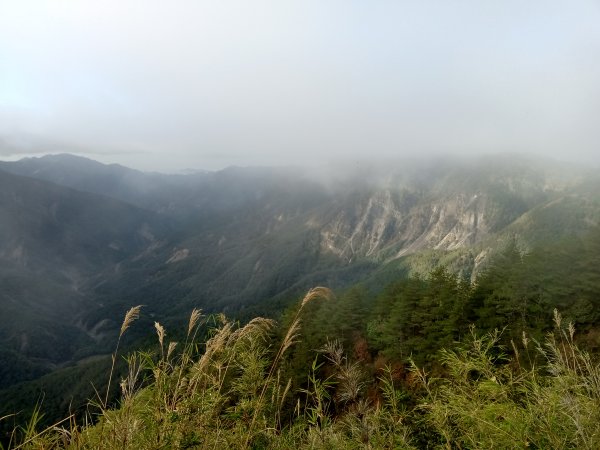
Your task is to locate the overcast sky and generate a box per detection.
[1,1,599,172]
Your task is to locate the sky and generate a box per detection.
[0,0,599,172]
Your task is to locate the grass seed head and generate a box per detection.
[120,305,142,337]
[155,322,166,349]
[167,341,178,360]
[188,308,203,337]
[301,286,333,308]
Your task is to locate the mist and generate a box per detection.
[1,1,599,172]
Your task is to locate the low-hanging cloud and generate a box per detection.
[0,0,599,171]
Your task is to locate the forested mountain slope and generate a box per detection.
[0,169,169,387]
[0,153,599,410]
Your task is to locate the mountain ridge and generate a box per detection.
[1,153,599,391]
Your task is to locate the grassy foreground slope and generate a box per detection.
[3,289,599,449]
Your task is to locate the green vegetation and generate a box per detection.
[3,155,600,392]
[3,289,600,449]
[3,225,600,447]
[3,155,600,448]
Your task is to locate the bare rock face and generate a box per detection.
[319,189,497,262]
[167,248,190,263]
[320,189,404,261]
[310,155,587,263]
[315,161,549,263]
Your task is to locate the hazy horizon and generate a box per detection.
[1,151,596,178]
[1,1,599,172]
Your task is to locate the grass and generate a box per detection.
[2,294,600,449]
[415,311,600,449]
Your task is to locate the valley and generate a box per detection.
[1,153,600,442]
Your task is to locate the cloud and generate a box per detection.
[1,1,599,171]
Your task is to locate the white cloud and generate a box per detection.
[1,0,599,171]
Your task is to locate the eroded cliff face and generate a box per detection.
[311,158,560,264]
[318,189,498,262]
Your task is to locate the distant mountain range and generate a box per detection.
[1,153,599,390]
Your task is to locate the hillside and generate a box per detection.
[3,252,600,448]
[0,169,170,387]
[1,153,600,433]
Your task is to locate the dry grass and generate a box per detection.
[120,305,142,337]
[7,293,598,450]
[104,305,143,408]
[243,287,332,448]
